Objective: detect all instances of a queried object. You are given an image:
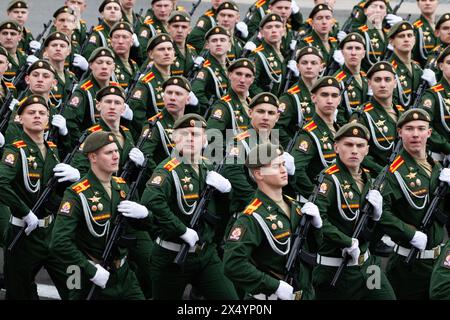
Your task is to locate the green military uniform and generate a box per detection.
[113,56,139,90]
[429,239,450,299]
[413,16,438,68]
[344,0,393,30]
[4,49,26,84]
[137,14,168,59]
[186,7,218,53]
[82,20,113,59]
[172,43,196,77]
[298,30,338,68]
[122,9,143,35]
[73,19,88,47]
[17,26,33,54]
[50,68,76,108]
[353,22,388,72]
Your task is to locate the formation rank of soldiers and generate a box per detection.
[0,0,450,301]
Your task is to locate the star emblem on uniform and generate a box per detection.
[88,195,101,203]
[300,102,309,107]
[27,155,36,163]
[444,98,450,106]
[406,172,417,179]
[399,75,406,81]
[266,214,277,221]
[181,176,191,184]
[343,181,351,190]
[320,136,329,143]
[375,119,386,127]
[347,85,354,91]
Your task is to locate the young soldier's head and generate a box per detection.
[17,94,49,134]
[228,59,255,97]
[364,0,388,26]
[248,92,280,137]
[0,46,9,78]
[205,27,231,59]
[65,0,87,16]
[99,0,123,25]
[110,22,134,58]
[211,0,225,9]
[437,45,450,82]
[269,0,292,24]
[83,131,120,174]
[435,14,450,45]
[120,0,136,11]
[259,13,284,46]
[167,11,191,46]
[340,33,366,70]
[162,76,191,116]
[88,47,116,83]
[296,47,324,82]
[96,85,126,124]
[397,109,432,158]
[388,21,415,55]
[25,60,57,95]
[53,6,76,36]
[152,0,174,23]
[0,20,22,52]
[311,76,341,120]
[334,123,370,171]
[309,4,334,37]
[147,34,175,67]
[172,114,207,161]
[367,61,397,102]
[246,142,288,188]
[216,1,240,32]
[417,0,439,18]
[43,32,71,64]
[6,1,29,27]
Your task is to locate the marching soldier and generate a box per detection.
[167,11,195,77]
[344,0,393,30]
[378,108,450,299]
[0,20,26,84]
[292,76,341,198]
[429,238,450,299]
[216,1,245,61]
[51,130,148,300]
[312,122,396,300]
[426,13,450,81]
[412,0,439,68]
[6,0,35,54]
[0,94,81,299]
[120,0,143,32]
[65,0,88,44]
[140,113,238,300]
[0,46,16,106]
[276,46,323,148]
[223,142,322,300]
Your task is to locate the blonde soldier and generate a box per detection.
[413,0,439,68]
[0,21,26,85]
[6,1,35,54]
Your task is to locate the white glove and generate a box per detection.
[301,202,322,228]
[342,238,361,265]
[53,163,81,183]
[287,59,299,77]
[132,33,140,47]
[118,200,149,219]
[0,132,4,148]
[282,152,295,175]
[29,40,42,53]
[439,168,450,185]
[26,55,39,65]
[421,68,437,86]
[51,114,68,136]
[387,43,394,51]
[129,147,145,167]
[333,49,345,66]
[366,189,382,221]
[235,21,249,38]
[23,210,39,235]
[367,88,373,96]
[194,55,205,67]
[337,31,347,42]
[289,39,297,51]
[244,41,257,52]
[8,98,19,111]
[188,91,199,106]
[90,264,110,289]
[73,53,89,71]
[410,231,427,251]
[206,170,232,193]
[121,103,133,120]
[386,13,403,27]
[275,280,294,300]
[180,227,199,248]
[291,0,300,14]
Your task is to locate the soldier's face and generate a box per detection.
[261,22,284,45]
[217,10,239,31]
[111,30,133,55]
[102,3,123,24]
[365,2,387,25]
[391,30,415,53]
[206,35,231,57]
[120,0,135,10]
[229,67,254,95]
[0,55,8,77]
[254,156,288,187]
[90,57,115,82]
[173,127,206,159]
[334,137,368,171]
[312,87,341,118]
[168,22,191,44]
[97,95,125,122]
[368,71,396,100]
[149,42,175,67]
[54,13,76,35]
[342,42,365,68]
[212,0,224,9]
[44,40,71,63]
[26,69,57,95]
[436,21,450,44]
[439,56,450,80]
[65,0,87,14]
[269,1,292,22]
[398,121,431,156]
[163,85,189,113]
[19,104,49,133]
[7,9,28,26]
[417,0,438,16]
[298,54,323,80]
[249,104,280,134]
[152,1,173,22]
[311,10,334,36]
[0,29,21,50]
[90,143,120,173]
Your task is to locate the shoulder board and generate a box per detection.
[413,20,423,28]
[148,112,163,122]
[330,37,337,43]
[142,71,155,83]
[360,71,367,77]
[80,80,94,91]
[244,198,262,215]
[120,125,129,131]
[186,44,195,50]
[335,71,346,82]
[93,25,104,32]
[325,164,340,175]
[72,179,91,194]
[362,168,370,173]
[358,3,365,8]
[88,124,103,133]
[364,103,374,112]
[112,176,126,184]
[5,82,15,89]
[358,25,369,32]
[144,18,154,25]
[47,141,57,148]
[395,104,405,112]
[221,94,232,102]
[255,0,266,9]
[287,84,300,95]
[203,59,211,67]
[391,60,398,70]
[432,84,444,92]
[253,44,264,53]
[110,81,120,87]
[235,130,251,141]
[130,59,137,66]
[12,140,26,149]
[389,155,405,173]
[304,36,314,44]
[163,158,181,172]
[303,120,317,132]
[80,19,86,24]
[205,10,214,17]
